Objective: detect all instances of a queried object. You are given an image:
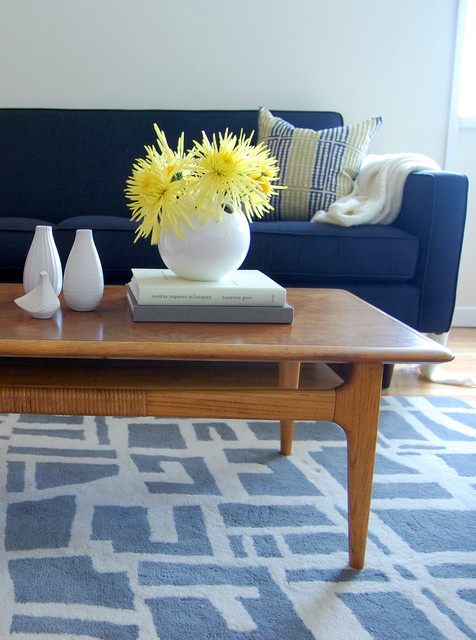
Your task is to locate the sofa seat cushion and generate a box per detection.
[244,221,419,284]
[0,217,54,273]
[55,215,137,233]
[54,216,164,283]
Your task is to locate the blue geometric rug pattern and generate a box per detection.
[1,396,475,639]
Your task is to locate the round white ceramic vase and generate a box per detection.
[23,225,63,295]
[158,202,251,281]
[63,229,104,311]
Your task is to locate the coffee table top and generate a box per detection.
[0,284,452,364]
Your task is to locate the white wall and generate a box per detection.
[1,0,473,324]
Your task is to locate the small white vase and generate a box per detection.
[23,225,63,295]
[63,229,104,311]
[158,201,251,281]
[15,270,61,319]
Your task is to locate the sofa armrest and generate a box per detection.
[393,170,468,333]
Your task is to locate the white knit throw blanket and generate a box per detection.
[311,153,441,226]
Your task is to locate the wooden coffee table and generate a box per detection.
[0,284,452,569]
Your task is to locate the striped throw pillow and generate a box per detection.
[258,108,382,221]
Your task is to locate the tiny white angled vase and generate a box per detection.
[158,201,251,281]
[23,225,63,295]
[63,229,104,311]
[15,270,61,319]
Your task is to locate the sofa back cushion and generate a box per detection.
[0,109,343,225]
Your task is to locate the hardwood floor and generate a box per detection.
[383,327,476,402]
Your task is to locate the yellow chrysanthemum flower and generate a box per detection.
[126,124,284,243]
[125,129,194,243]
[190,129,282,221]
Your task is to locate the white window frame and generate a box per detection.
[459,0,476,122]
[446,0,475,169]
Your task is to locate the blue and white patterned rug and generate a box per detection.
[1,396,475,639]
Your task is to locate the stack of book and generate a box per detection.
[125,268,294,323]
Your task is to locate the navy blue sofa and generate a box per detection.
[0,108,468,348]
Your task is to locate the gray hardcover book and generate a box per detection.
[125,288,294,323]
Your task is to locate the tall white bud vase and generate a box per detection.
[63,229,104,311]
[23,225,63,295]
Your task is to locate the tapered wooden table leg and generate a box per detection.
[334,362,383,569]
[279,361,301,455]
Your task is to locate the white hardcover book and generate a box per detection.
[128,269,287,306]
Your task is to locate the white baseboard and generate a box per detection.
[452,306,476,327]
